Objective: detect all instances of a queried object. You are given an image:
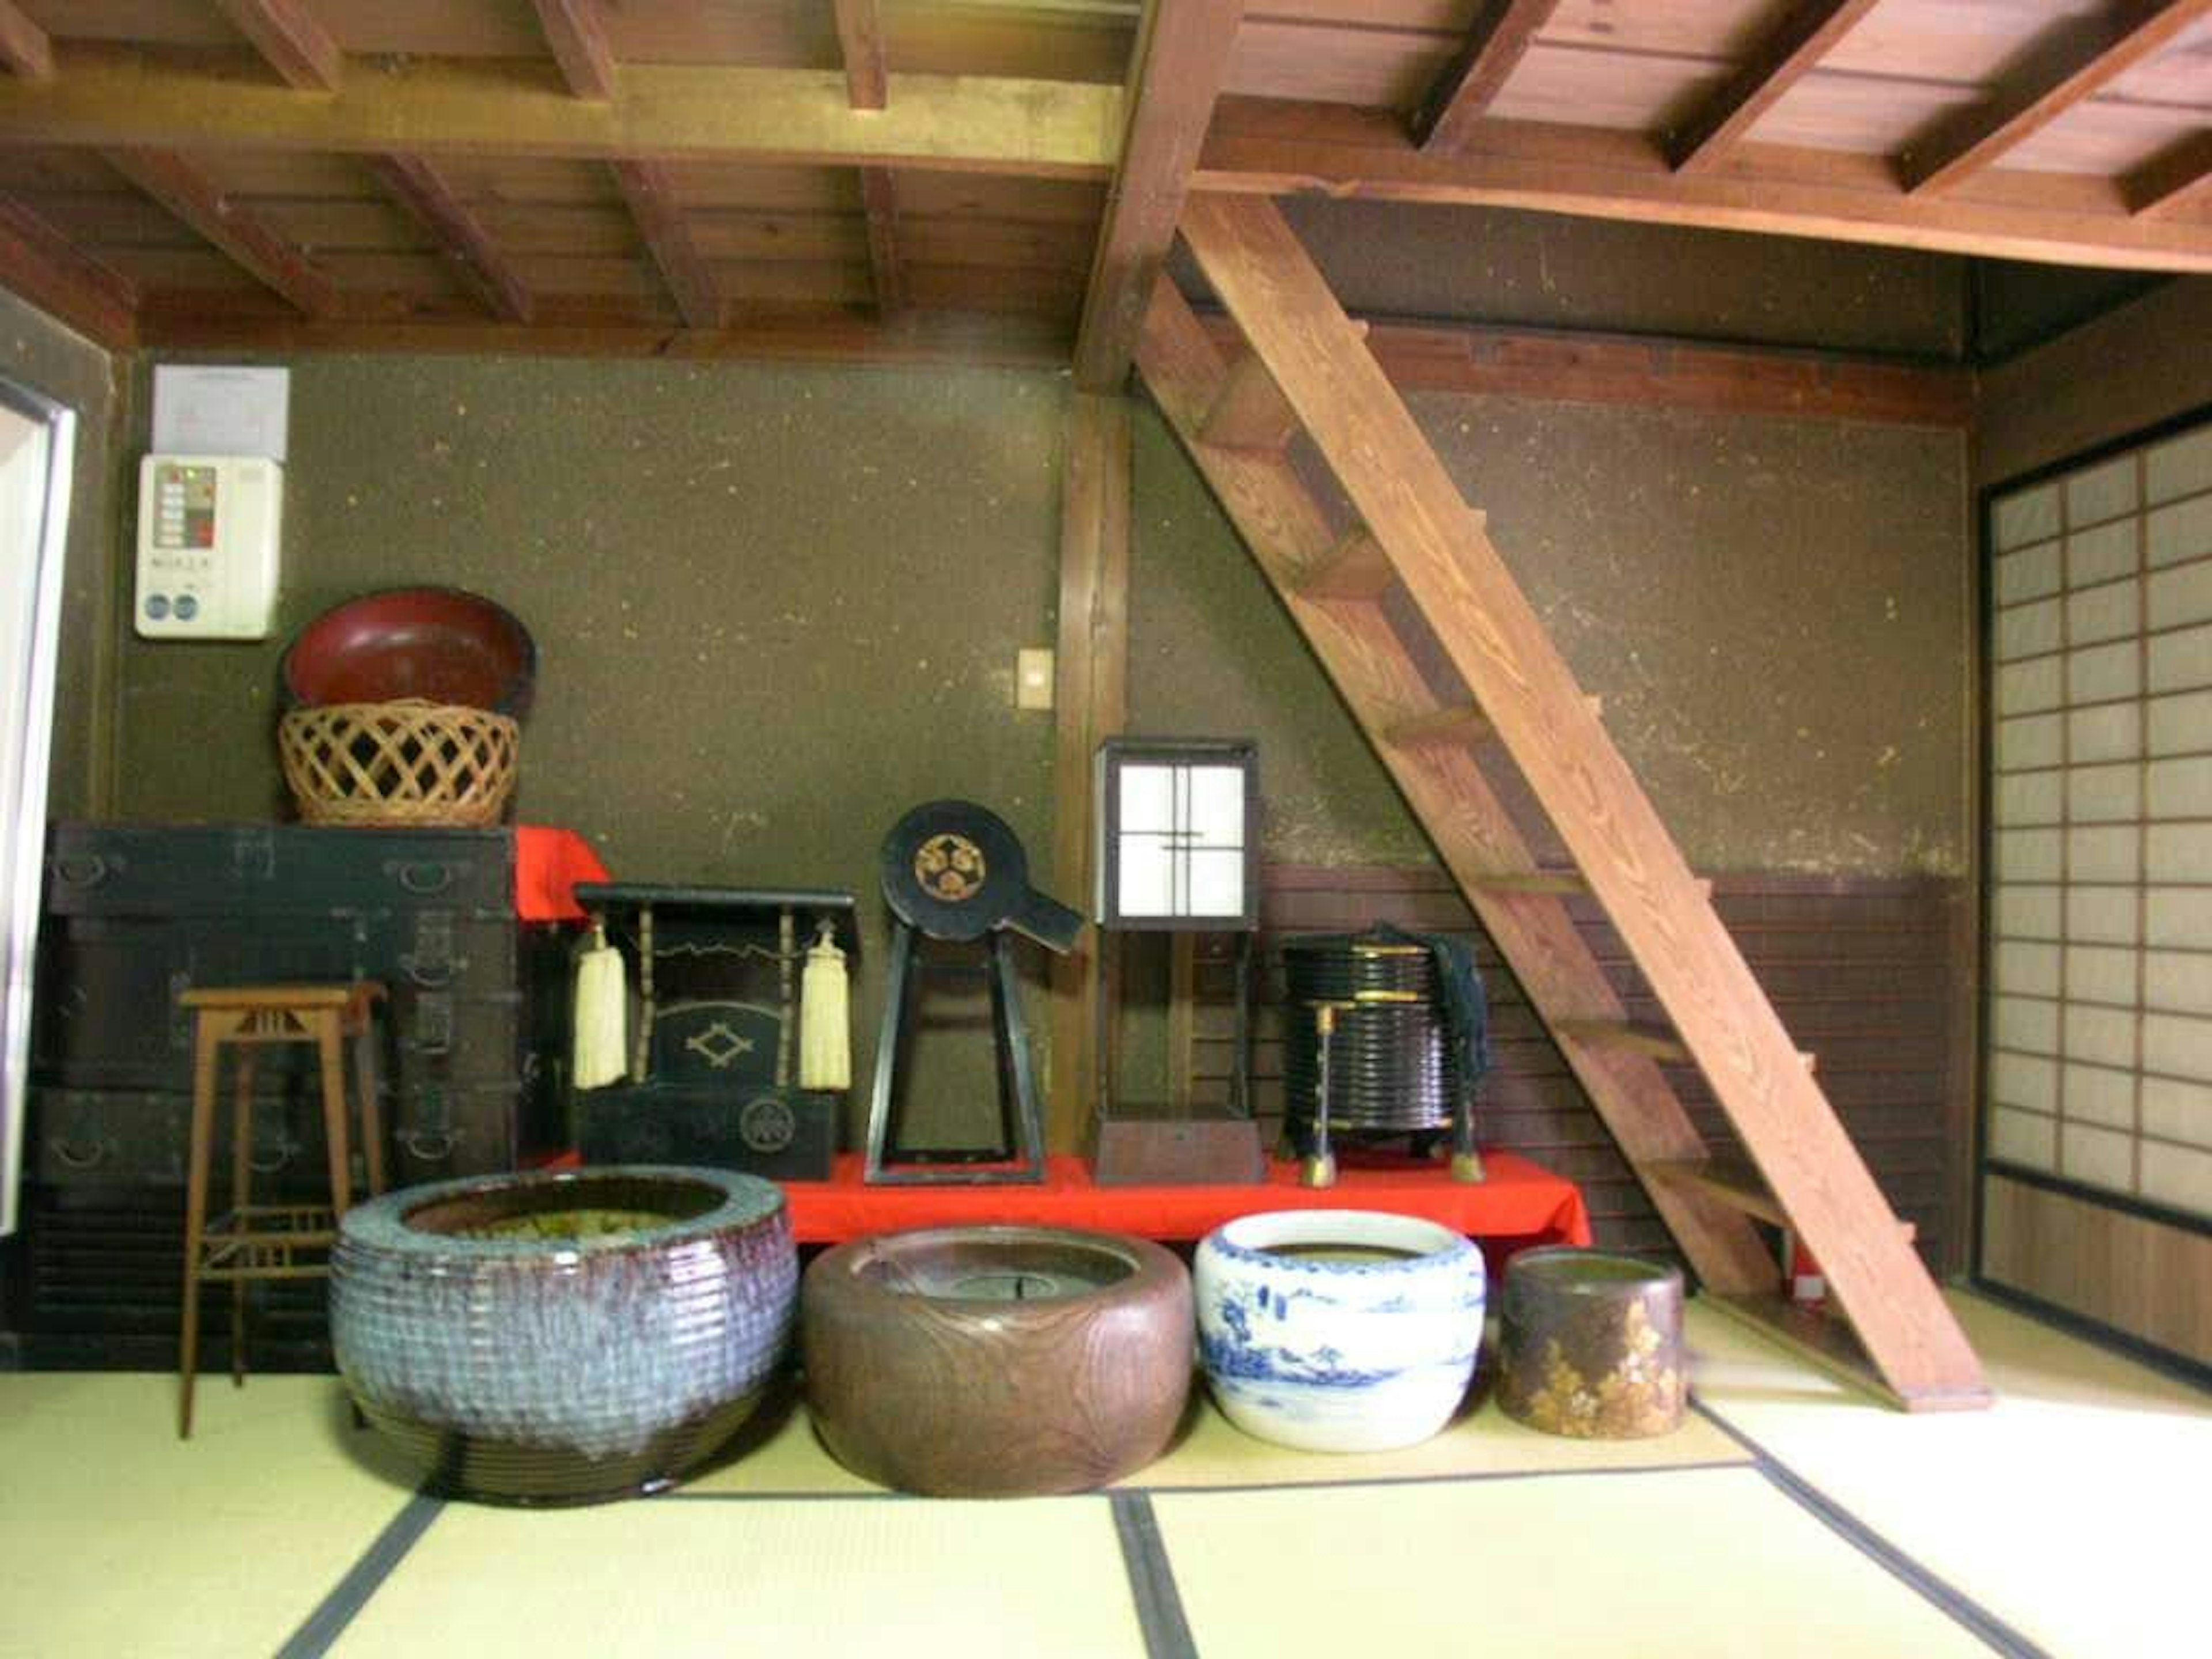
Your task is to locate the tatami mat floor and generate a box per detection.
[0,1289,2198,1658]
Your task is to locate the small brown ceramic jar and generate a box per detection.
[1497,1247,1685,1439]
[802,1225,1193,1496]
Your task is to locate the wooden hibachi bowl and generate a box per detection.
[802,1225,1193,1497]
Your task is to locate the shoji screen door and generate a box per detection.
[1986,413,2212,1222]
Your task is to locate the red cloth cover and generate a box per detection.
[514,825,611,922]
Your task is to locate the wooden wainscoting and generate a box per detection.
[1980,1171,2212,1366]
[1184,863,1963,1273]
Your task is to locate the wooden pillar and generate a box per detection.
[1048,393,1131,1151]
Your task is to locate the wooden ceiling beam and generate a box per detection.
[529,0,616,101]
[1195,100,2212,274]
[1410,0,1561,154]
[0,194,136,348]
[609,160,719,328]
[2127,130,2212,218]
[859,168,904,316]
[1670,0,1884,174]
[0,47,1120,177]
[365,153,533,323]
[1904,0,2212,195]
[1071,0,1244,392]
[0,0,50,81]
[101,146,333,313]
[834,0,889,112]
[214,0,341,92]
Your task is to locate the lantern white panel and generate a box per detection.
[1116,764,1175,833]
[1185,850,1244,918]
[1185,766,1246,848]
[1116,836,1173,918]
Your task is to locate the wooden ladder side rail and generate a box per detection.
[1173,195,1987,1410]
[1137,278,1777,1294]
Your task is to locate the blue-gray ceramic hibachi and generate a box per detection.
[1195,1208,1485,1452]
[330,1165,796,1503]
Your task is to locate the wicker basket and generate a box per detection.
[279,698,520,828]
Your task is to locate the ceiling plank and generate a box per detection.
[1670,0,1884,174]
[0,0,49,81]
[0,47,1122,178]
[365,153,533,322]
[529,0,616,101]
[101,146,334,313]
[1071,0,1244,392]
[214,0,341,92]
[2128,130,2212,218]
[1195,99,2212,274]
[609,160,718,328]
[0,193,137,347]
[1905,0,2212,195]
[859,166,903,316]
[834,0,889,112]
[1411,0,1562,154]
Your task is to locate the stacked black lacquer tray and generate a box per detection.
[1282,933,1462,1144]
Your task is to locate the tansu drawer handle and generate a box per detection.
[48,1137,108,1170]
[400,957,455,990]
[251,1143,298,1174]
[52,855,109,888]
[394,862,455,896]
[401,1129,458,1162]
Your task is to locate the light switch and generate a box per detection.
[1017,647,1055,710]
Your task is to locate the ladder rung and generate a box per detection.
[1469,870,1588,896]
[1294,526,1396,600]
[1642,1154,1786,1228]
[1387,692,1606,752]
[1199,349,1301,454]
[1700,1291,1989,1412]
[1555,1018,1691,1064]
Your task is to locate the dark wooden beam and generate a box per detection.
[1905,0,2212,195]
[1071,0,1244,391]
[859,167,903,316]
[214,0,341,91]
[0,0,49,80]
[0,46,1120,177]
[0,194,137,348]
[1192,312,1975,429]
[529,0,616,100]
[1671,1,1884,173]
[833,0,888,112]
[103,146,333,314]
[2128,130,2212,218]
[366,153,533,323]
[1410,0,1561,154]
[134,301,1071,368]
[609,160,718,327]
[1195,99,2212,274]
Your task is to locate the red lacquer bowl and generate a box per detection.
[282,586,536,717]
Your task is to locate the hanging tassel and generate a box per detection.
[572,922,629,1091]
[799,919,851,1092]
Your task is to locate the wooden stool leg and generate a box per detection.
[180,1018,221,1440]
[351,1018,385,1198]
[230,1048,258,1388]
[317,1012,354,1217]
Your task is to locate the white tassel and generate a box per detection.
[572,923,629,1091]
[799,921,851,1092]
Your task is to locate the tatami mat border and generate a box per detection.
[274,1489,446,1659]
[1688,1397,2050,1659]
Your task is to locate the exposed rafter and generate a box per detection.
[214,0,341,92]
[0,48,1122,177]
[1904,0,2212,195]
[1410,0,1561,153]
[2128,130,2212,219]
[1071,0,1244,392]
[1670,0,1884,173]
[0,0,50,81]
[529,0,616,101]
[834,0,889,112]
[0,194,136,347]
[365,154,533,323]
[102,146,333,314]
[609,161,718,328]
[1195,99,2212,274]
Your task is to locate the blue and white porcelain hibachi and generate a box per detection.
[1195,1209,1486,1453]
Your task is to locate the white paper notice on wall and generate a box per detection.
[151,365,290,462]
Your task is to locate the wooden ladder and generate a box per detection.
[1136,194,1988,1412]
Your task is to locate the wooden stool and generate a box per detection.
[177,982,387,1439]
